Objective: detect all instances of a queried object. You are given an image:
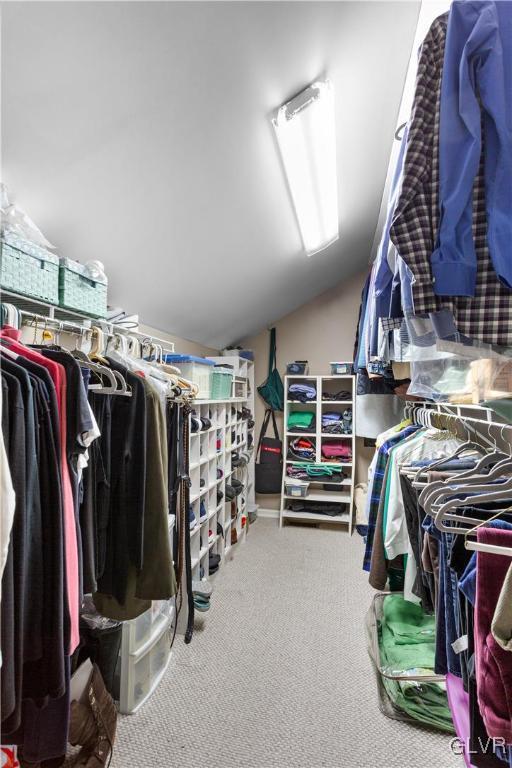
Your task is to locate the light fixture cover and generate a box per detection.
[273,79,338,256]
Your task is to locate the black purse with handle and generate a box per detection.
[255,409,283,494]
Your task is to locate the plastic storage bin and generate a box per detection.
[119,614,173,714]
[59,257,108,317]
[1,230,59,303]
[210,365,233,400]
[163,354,214,399]
[286,361,309,375]
[284,480,309,498]
[330,361,353,375]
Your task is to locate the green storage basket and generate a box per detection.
[0,230,59,304]
[59,257,107,317]
[210,366,233,400]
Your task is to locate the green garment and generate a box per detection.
[483,397,512,425]
[378,595,454,733]
[287,411,315,430]
[94,378,177,621]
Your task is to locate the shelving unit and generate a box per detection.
[186,356,257,584]
[280,374,356,532]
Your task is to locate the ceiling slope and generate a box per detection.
[1,1,419,348]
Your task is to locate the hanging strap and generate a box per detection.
[256,408,280,461]
[268,327,277,376]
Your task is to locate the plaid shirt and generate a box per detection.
[390,14,512,348]
[363,425,419,572]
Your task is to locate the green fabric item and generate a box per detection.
[483,397,512,425]
[378,595,454,733]
[257,328,284,411]
[288,411,315,430]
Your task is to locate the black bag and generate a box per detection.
[255,409,283,494]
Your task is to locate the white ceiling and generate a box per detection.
[1,1,419,348]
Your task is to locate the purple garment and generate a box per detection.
[447,673,477,768]
[476,526,512,743]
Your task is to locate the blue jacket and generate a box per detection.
[431,1,512,296]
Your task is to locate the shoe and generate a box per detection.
[69,664,117,767]
[209,552,221,575]
[194,595,210,612]
[241,515,247,528]
[242,407,251,420]
[191,413,201,433]
[199,501,207,522]
[231,452,241,467]
[225,484,235,501]
[217,490,224,505]
[236,410,242,420]
[231,500,237,521]
[231,527,238,545]
[231,479,244,495]
[216,468,223,479]
[248,418,255,429]
[200,478,206,488]
[208,529,215,543]
[189,507,197,530]
[200,417,211,431]
[192,580,213,598]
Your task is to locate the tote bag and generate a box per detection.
[255,409,283,494]
[257,328,284,412]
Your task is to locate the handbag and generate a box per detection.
[257,328,284,411]
[255,409,283,494]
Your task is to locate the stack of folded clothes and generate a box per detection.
[321,441,352,462]
[288,382,316,402]
[286,500,346,517]
[288,437,316,461]
[322,409,352,434]
[322,390,351,401]
[286,462,346,482]
[376,595,454,733]
[288,411,315,433]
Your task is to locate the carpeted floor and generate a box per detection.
[111,518,460,768]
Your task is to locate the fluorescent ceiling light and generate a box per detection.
[273,79,338,256]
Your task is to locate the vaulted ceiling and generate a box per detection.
[1,1,419,348]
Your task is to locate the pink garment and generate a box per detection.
[446,673,477,768]
[475,526,512,743]
[321,443,352,459]
[0,327,80,654]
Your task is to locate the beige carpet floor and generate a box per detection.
[110,517,461,768]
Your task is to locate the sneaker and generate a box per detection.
[192,579,213,598]
[194,595,211,612]
[200,501,207,522]
[189,507,197,531]
[208,529,215,543]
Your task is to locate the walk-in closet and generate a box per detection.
[2,1,512,766]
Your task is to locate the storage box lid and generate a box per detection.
[60,257,108,284]
[2,230,59,265]
[163,354,215,366]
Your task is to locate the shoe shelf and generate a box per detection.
[280,374,356,533]
[175,358,256,633]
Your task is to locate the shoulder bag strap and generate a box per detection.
[256,409,272,461]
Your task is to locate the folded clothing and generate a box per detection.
[287,463,346,482]
[321,442,352,461]
[286,500,346,517]
[288,437,316,461]
[378,595,453,733]
[288,383,316,402]
[322,409,352,435]
[322,390,351,401]
[288,410,315,432]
